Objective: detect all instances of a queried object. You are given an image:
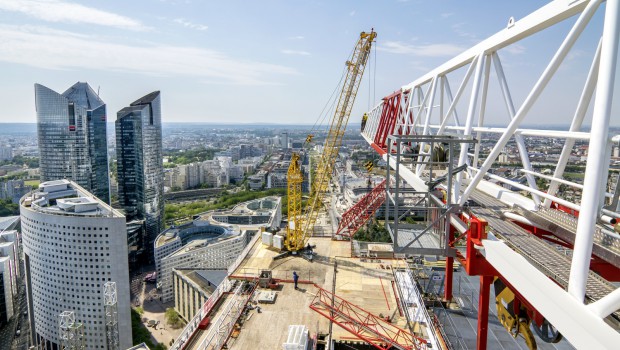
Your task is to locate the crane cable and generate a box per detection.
[305,44,358,148]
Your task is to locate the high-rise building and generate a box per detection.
[34,82,110,203]
[20,180,131,350]
[116,91,164,262]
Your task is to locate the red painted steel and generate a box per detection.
[477,275,493,350]
[336,179,387,237]
[374,92,402,152]
[309,286,426,350]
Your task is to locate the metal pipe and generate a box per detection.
[492,52,541,205]
[587,287,620,318]
[545,38,602,207]
[460,0,601,206]
[456,53,486,202]
[472,168,581,211]
[600,214,617,225]
[502,212,544,230]
[473,53,492,169]
[427,125,600,140]
[569,0,619,302]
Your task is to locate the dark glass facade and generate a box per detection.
[116,91,164,262]
[34,82,110,203]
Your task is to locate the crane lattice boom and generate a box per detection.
[285,30,376,251]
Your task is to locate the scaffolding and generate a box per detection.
[58,311,84,350]
[104,282,120,350]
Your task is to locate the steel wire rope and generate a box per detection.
[304,43,357,148]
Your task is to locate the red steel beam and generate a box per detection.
[477,275,493,350]
[309,286,426,350]
[336,179,387,237]
[374,92,402,152]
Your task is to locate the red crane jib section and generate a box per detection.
[371,90,416,155]
[309,285,426,350]
[336,179,387,237]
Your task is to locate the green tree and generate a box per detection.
[165,307,181,327]
[0,199,19,216]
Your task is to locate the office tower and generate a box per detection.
[34,82,110,203]
[20,180,131,350]
[116,91,164,262]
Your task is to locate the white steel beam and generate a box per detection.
[492,52,541,205]
[460,0,602,205]
[473,52,492,168]
[402,0,590,91]
[483,239,620,350]
[455,53,485,202]
[545,39,602,207]
[569,0,620,302]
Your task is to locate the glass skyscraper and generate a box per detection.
[34,82,110,203]
[116,91,164,262]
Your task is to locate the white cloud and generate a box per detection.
[289,35,305,40]
[349,10,356,16]
[0,25,296,85]
[0,0,148,31]
[441,12,454,18]
[452,22,477,40]
[378,41,465,57]
[504,44,526,55]
[281,49,310,56]
[174,18,208,31]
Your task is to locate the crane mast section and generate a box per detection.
[302,31,377,239]
[285,153,304,250]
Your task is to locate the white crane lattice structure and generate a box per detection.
[362,0,620,348]
[58,311,84,350]
[104,282,120,350]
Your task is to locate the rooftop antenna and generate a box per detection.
[97,86,100,96]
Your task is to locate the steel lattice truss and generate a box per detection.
[362,0,620,348]
[336,179,386,238]
[309,286,426,350]
[103,282,120,350]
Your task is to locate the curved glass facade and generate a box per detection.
[34,82,110,203]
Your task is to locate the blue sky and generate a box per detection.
[0,0,614,125]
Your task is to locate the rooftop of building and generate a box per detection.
[216,236,412,350]
[20,179,123,218]
[0,216,19,231]
[131,91,160,106]
[61,81,105,110]
[126,343,150,350]
[174,269,228,294]
[155,221,236,249]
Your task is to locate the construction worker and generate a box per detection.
[293,271,299,290]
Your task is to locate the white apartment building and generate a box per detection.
[20,180,131,350]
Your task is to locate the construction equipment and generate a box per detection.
[281,29,377,257]
[493,278,538,350]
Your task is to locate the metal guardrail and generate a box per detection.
[169,278,234,350]
[170,230,262,350]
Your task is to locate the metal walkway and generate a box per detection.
[467,190,619,323]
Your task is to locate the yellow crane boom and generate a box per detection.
[285,30,376,252]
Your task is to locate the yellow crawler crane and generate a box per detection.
[282,30,377,257]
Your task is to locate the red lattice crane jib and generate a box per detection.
[309,286,426,350]
[336,179,387,238]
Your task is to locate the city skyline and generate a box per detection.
[0,1,617,126]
